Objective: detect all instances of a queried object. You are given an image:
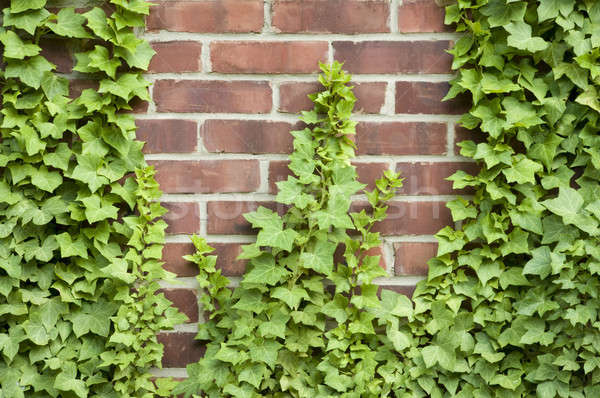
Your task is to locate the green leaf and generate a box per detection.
[0,30,41,59]
[505,21,549,52]
[243,254,289,285]
[257,226,298,252]
[87,45,121,79]
[11,0,46,13]
[54,363,88,398]
[56,232,89,259]
[115,40,156,70]
[31,166,63,193]
[502,157,542,184]
[3,8,51,35]
[5,55,55,89]
[81,195,119,223]
[47,8,89,38]
[523,246,552,279]
[299,240,336,274]
[538,0,575,22]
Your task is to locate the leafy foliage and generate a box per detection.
[0,1,185,397]
[384,0,600,396]
[175,62,410,397]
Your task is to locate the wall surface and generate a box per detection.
[132,0,475,375]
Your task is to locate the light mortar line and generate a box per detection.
[381,81,396,115]
[328,40,334,64]
[145,72,454,82]
[165,234,257,244]
[137,112,461,124]
[263,0,273,33]
[201,40,212,72]
[198,201,208,236]
[382,240,395,275]
[373,276,426,285]
[159,193,463,202]
[172,323,199,333]
[142,32,462,42]
[164,276,424,289]
[145,153,474,163]
[147,82,156,113]
[390,0,400,33]
[150,368,188,378]
[258,159,270,193]
[446,121,455,156]
[271,82,281,114]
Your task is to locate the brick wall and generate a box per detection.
[134,0,474,377]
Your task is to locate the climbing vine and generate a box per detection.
[387,0,600,396]
[175,62,410,397]
[0,1,185,397]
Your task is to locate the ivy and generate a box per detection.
[0,1,185,397]
[175,62,409,397]
[387,0,600,396]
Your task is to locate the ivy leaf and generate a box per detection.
[5,55,55,89]
[83,8,113,41]
[505,22,549,52]
[257,226,298,252]
[271,286,309,310]
[47,8,90,38]
[243,255,289,285]
[3,8,51,35]
[11,0,46,13]
[0,30,41,59]
[88,45,121,79]
[54,363,88,398]
[523,246,552,279]
[56,232,89,259]
[31,166,63,193]
[299,240,336,274]
[115,40,156,70]
[81,195,119,223]
[538,0,575,22]
[502,157,542,184]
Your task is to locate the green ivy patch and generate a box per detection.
[0,1,185,397]
[175,62,411,397]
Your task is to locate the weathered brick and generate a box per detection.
[148,41,202,73]
[207,201,282,235]
[147,0,263,32]
[69,79,98,99]
[272,0,389,33]
[333,41,452,74]
[163,242,197,277]
[160,289,198,323]
[163,202,200,234]
[163,242,248,277]
[268,161,389,193]
[201,120,293,154]
[154,80,272,113]
[398,0,451,33]
[356,122,447,155]
[354,201,452,235]
[394,242,437,275]
[41,39,72,73]
[380,285,416,298]
[454,125,485,155]
[211,41,328,74]
[211,242,248,276]
[152,160,260,193]
[395,162,479,195]
[136,119,198,154]
[279,82,386,114]
[158,332,205,368]
[396,82,470,114]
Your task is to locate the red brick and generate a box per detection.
[148,41,202,73]
[394,242,437,275]
[158,332,205,368]
[211,41,328,74]
[136,119,198,154]
[333,41,452,74]
[160,289,198,323]
[354,201,452,235]
[272,0,389,33]
[212,242,248,276]
[152,160,260,194]
[128,97,149,114]
[147,0,263,33]
[279,82,386,114]
[454,125,485,155]
[162,242,248,277]
[201,120,293,154]
[207,201,283,235]
[41,39,72,73]
[395,162,480,195]
[68,79,98,99]
[380,285,416,298]
[356,122,447,155]
[268,161,388,193]
[163,242,197,277]
[163,202,200,234]
[154,80,272,113]
[398,0,451,33]
[396,82,470,114]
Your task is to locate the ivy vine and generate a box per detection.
[175,62,410,397]
[390,0,600,396]
[0,1,185,397]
